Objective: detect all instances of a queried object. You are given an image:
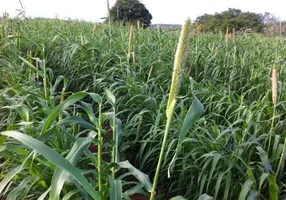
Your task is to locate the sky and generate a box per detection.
[1,0,286,24]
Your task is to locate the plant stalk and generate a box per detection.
[149,100,176,200]
[97,103,103,198]
[111,108,116,178]
[150,18,190,200]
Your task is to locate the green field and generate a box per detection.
[1,18,286,200]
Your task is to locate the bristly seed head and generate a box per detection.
[166,18,191,118]
[272,68,278,105]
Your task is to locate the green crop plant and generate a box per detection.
[1,16,286,200]
[150,19,204,200]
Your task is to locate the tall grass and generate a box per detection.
[1,17,286,200]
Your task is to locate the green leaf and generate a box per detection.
[168,96,204,177]
[18,56,38,71]
[238,180,253,200]
[214,172,225,199]
[256,146,273,173]
[268,175,279,200]
[123,183,145,196]
[105,112,122,162]
[198,194,213,200]
[179,96,204,143]
[0,166,25,194]
[246,167,257,189]
[62,190,79,200]
[89,93,102,104]
[207,153,221,191]
[117,160,152,192]
[223,168,232,200]
[49,137,94,200]
[41,91,88,135]
[56,116,96,131]
[80,102,98,126]
[259,173,269,190]
[105,88,116,105]
[0,131,100,200]
[0,135,8,146]
[6,176,33,200]
[38,188,50,200]
[52,75,67,94]
[109,177,122,200]
[170,196,187,200]
[3,104,29,121]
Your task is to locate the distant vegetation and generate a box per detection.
[194,8,264,33]
[194,8,286,36]
[109,0,152,27]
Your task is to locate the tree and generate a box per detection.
[262,12,286,36]
[109,0,152,28]
[195,8,264,33]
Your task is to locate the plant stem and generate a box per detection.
[150,18,190,200]
[97,103,103,198]
[150,101,175,200]
[111,108,116,178]
[43,59,48,98]
[267,104,276,153]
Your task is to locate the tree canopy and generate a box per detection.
[194,8,264,33]
[109,0,152,28]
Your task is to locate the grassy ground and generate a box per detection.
[1,18,286,199]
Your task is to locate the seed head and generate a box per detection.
[166,18,190,118]
[272,68,278,105]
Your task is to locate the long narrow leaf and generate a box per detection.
[49,137,94,200]
[0,166,25,194]
[0,131,100,200]
[117,160,152,192]
[109,177,122,200]
[168,96,204,177]
[238,180,253,200]
[41,92,88,134]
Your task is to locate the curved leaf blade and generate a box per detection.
[0,131,100,200]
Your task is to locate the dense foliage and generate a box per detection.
[1,17,286,200]
[195,8,264,33]
[110,0,152,27]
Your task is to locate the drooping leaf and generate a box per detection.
[117,160,152,192]
[56,116,96,131]
[105,88,116,105]
[0,131,100,200]
[80,102,98,126]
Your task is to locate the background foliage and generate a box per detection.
[110,0,153,28]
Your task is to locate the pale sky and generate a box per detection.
[1,0,285,24]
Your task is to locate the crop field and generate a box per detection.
[1,17,286,200]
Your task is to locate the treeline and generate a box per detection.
[194,8,286,36]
